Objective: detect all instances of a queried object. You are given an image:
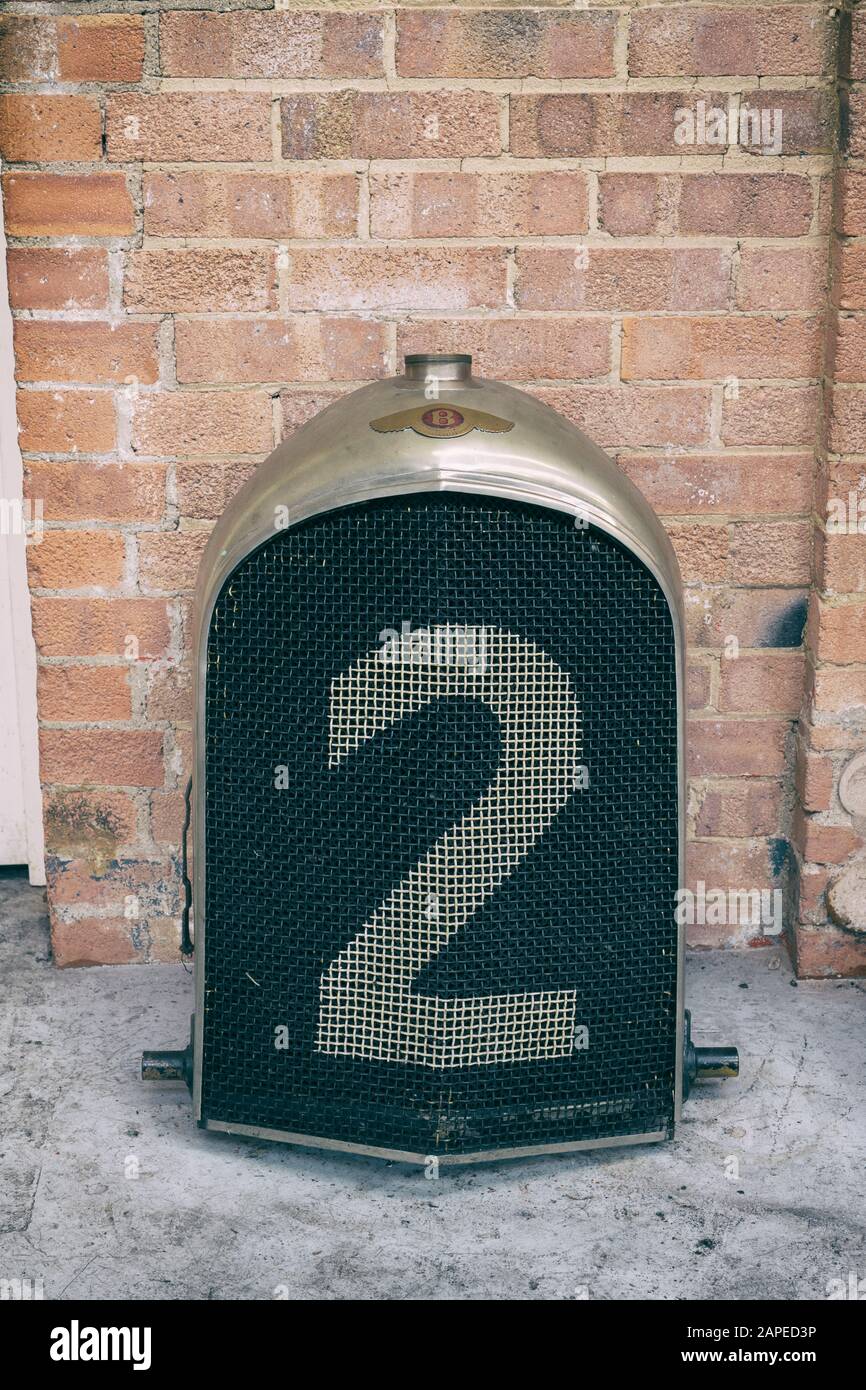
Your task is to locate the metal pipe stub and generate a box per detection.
[142,1012,736,1113]
[682,1008,739,1100]
[141,1042,193,1090]
[141,1049,190,1084]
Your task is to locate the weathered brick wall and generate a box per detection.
[792,2,866,975]
[0,1,862,972]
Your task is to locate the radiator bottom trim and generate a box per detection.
[201,1118,669,1166]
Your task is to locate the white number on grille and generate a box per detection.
[316,627,583,1069]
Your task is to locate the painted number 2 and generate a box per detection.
[316,628,583,1069]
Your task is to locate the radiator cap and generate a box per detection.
[404,353,472,381]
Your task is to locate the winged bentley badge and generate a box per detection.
[370,404,515,440]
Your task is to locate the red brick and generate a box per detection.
[719,651,805,714]
[666,522,729,583]
[106,93,272,163]
[31,597,170,659]
[44,786,138,858]
[820,455,866,503]
[14,322,158,387]
[37,664,132,722]
[729,520,812,586]
[58,14,143,81]
[828,387,866,453]
[816,173,835,236]
[850,6,866,79]
[795,815,862,865]
[690,587,808,651]
[688,719,790,776]
[517,247,730,313]
[40,729,164,788]
[721,386,819,447]
[796,863,830,922]
[2,173,133,238]
[619,453,812,517]
[0,94,102,163]
[817,530,866,595]
[370,169,588,239]
[47,857,178,913]
[175,459,257,521]
[284,247,506,313]
[6,249,108,312]
[130,391,272,458]
[686,592,746,650]
[27,530,125,591]
[160,10,382,78]
[844,90,866,160]
[25,461,165,523]
[811,598,866,664]
[281,92,501,160]
[688,661,713,710]
[175,317,387,386]
[143,171,358,240]
[834,244,866,310]
[622,316,821,382]
[147,918,183,965]
[0,16,57,81]
[735,89,833,155]
[398,318,611,382]
[805,718,866,755]
[686,839,778,896]
[736,247,826,312]
[511,91,728,159]
[529,385,711,449]
[677,173,813,236]
[17,390,115,456]
[280,387,350,437]
[0,16,142,84]
[598,174,671,236]
[794,924,866,979]
[837,171,866,236]
[146,663,192,724]
[832,315,866,382]
[629,6,829,77]
[811,668,866,716]
[124,249,276,314]
[694,781,782,837]
[795,745,834,813]
[397,9,615,78]
[138,530,210,594]
[150,789,186,845]
[52,919,139,969]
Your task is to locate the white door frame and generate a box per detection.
[0,180,45,884]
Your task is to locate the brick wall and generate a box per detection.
[1,1,863,973]
[791,2,866,975]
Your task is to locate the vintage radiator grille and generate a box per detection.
[201,493,679,1156]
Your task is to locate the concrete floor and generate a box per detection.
[1,871,864,1301]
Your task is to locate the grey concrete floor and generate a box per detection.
[1,872,864,1301]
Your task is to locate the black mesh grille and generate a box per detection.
[201,494,679,1156]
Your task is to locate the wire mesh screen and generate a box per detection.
[201,494,679,1156]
